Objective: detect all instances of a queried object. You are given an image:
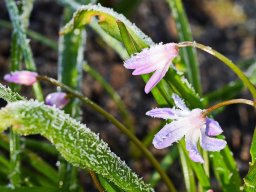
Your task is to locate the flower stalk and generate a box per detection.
[178,41,256,99]
[203,99,255,117]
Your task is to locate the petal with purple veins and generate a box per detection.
[153,121,188,149]
[205,118,223,136]
[132,62,159,75]
[200,128,226,151]
[146,108,177,120]
[185,129,204,163]
[144,61,170,94]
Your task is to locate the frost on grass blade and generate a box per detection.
[60,4,154,47]
[0,83,24,102]
[0,100,154,192]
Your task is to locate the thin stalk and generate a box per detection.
[167,0,201,94]
[89,170,105,192]
[203,99,255,116]
[37,75,176,192]
[9,33,22,187]
[178,41,256,99]
[83,64,134,131]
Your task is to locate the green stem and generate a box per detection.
[9,33,22,187]
[83,64,134,131]
[167,0,201,95]
[5,0,43,101]
[89,170,105,192]
[178,41,256,99]
[37,75,176,192]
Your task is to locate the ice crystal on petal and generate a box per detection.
[124,43,179,94]
[146,94,227,163]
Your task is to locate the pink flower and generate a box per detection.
[45,92,70,109]
[124,43,179,94]
[4,71,38,86]
[146,94,226,163]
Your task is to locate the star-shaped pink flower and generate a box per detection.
[146,94,226,163]
[124,43,179,94]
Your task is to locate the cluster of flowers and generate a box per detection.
[4,43,226,163]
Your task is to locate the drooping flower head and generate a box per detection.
[146,94,226,163]
[45,92,70,109]
[4,71,38,86]
[124,43,179,94]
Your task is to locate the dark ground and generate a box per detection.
[0,0,256,191]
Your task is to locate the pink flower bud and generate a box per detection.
[4,71,38,86]
[45,92,70,109]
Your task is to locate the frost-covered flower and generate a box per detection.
[124,43,179,94]
[45,92,69,109]
[4,71,38,86]
[146,94,226,163]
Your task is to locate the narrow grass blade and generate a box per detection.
[5,0,43,101]
[166,0,201,94]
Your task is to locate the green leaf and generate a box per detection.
[0,84,24,102]
[167,0,201,94]
[0,99,153,192]
[98,175,122,192]
[5,0,43,101]
[60,4,153,48]
[58,7,86,191]
[244,128,256,192]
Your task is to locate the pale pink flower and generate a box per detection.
[4,71,38,86]
[146,94,226,163]
[124,43,179,94]
[45,92,70,109]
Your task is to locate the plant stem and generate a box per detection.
[88,170,105,192]
[5,0,43,101]
[37,75,176,192]
[167,0,201,95]
[203,99,255,116]
[178,41,256,99]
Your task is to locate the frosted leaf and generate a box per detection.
[0,83,24,102]
[0,100,154,192]
[60,4,154,46]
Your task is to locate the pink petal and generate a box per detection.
[144,61,170,94]
[172,94,190,111]
[4,71,38,86]
[45,92,70,109]
[200,128,226,151]
[132,62,159,75]
[205,118,223,136]
[146,108,176,120]
[153,121,188,149]
[124,43,178,70]
[185,129,204,163]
